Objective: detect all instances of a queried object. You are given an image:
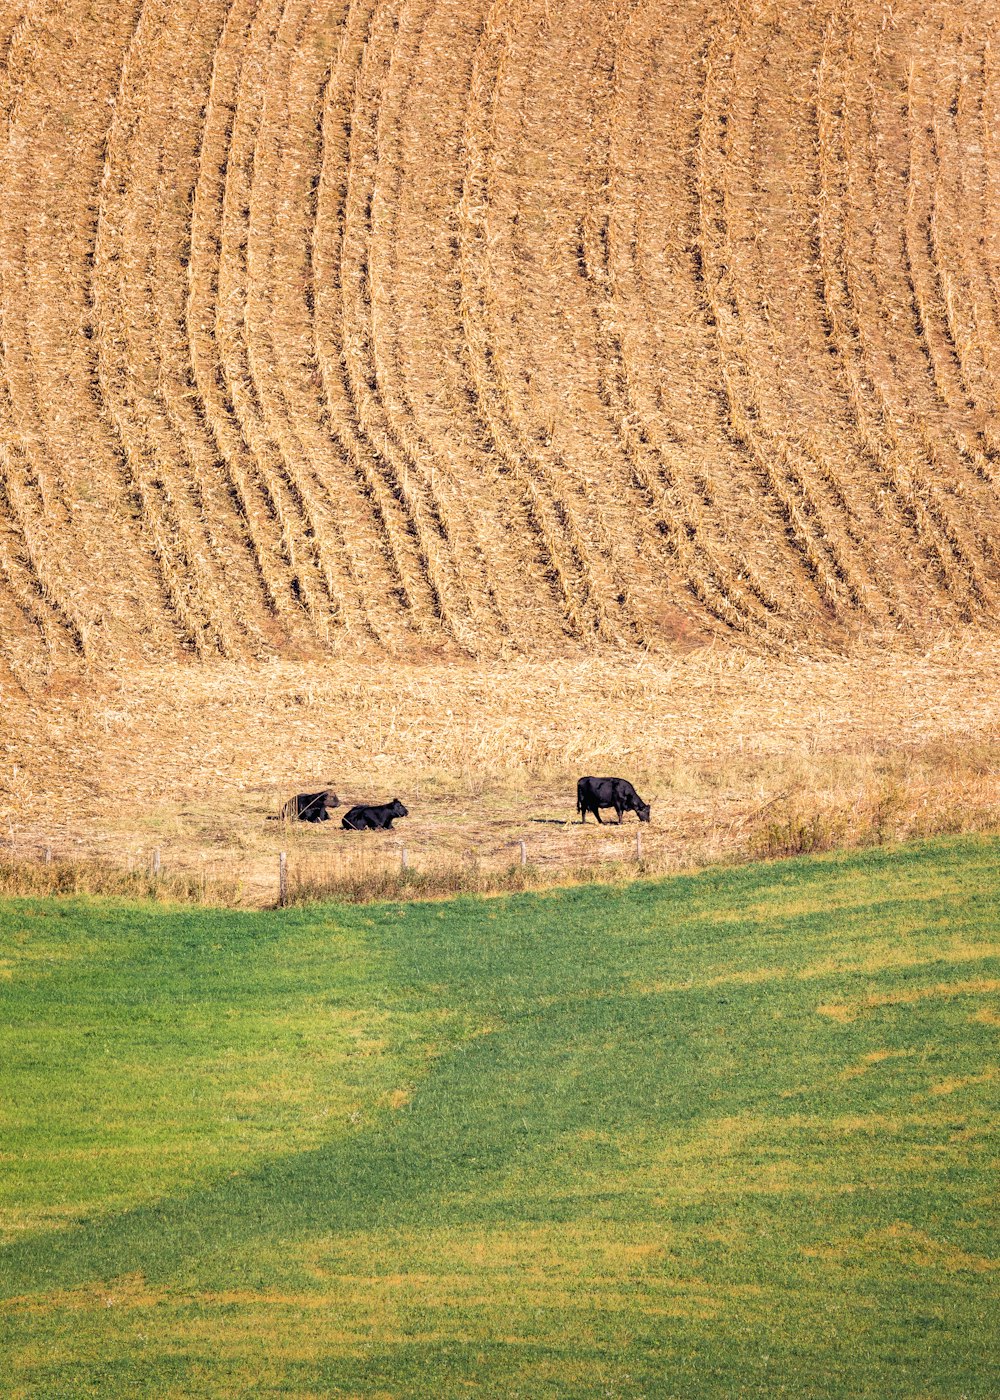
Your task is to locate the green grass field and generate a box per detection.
[1,837,998,1398]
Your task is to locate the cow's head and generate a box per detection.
[637,801,651,823]
[323,790,341,808]
[391,798,408,818]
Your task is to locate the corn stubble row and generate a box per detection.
[1,0,999,674]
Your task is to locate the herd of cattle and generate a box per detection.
[278,777,651,828]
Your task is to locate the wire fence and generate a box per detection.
[0,825,658,908]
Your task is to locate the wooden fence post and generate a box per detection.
[151,848,161,877]
[44,846,52,865]
[519,839,527,866]
[278,851,288,908]
[400,845,409,871]
[636,828,643,862]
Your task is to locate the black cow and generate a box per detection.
[279,790,340,823]
[577,775,650,824]
[341,798,408,831]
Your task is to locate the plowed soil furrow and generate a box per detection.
[979,37,1000,358]
[0,11,35,131]
[96,0,242,656]
[147,0,280,655]
[314,0,446,636]
[726,6,883,629]
[309,0,420,647]
[0,280,87,662]
[0,448,74,660]
[477,0,658,644]
[245,0,385,645]
[341,0,480,643]
[831,3,990,619]
[243,0,369,640]
[914,20,1000,520]
[925,24,999,420]
[619,1,798,634]
[349,0,479,644]
[903,45,990,447]
[585,0,783,647]
[724,2,894,630]
[102,0,267,657]
[815,8,934,627]
[365,0,522,649]
[187,0,309,642]
[671,20,823,627]
[698,20,856,631]
[379,0,567,648]
[460,0,621,642]
[948,28,1000,414]
[217,0,342,628]
[866,20,999,610]
[0,3,166,658]
[468,0,661,647]
[403,0,571,649]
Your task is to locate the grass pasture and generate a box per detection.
[1,836,998,1397]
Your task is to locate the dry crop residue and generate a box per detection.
[1,0,1000,671]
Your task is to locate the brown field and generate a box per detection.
[1,637,997,904]
[1,0,999,891]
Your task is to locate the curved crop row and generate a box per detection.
[1,0,999,659]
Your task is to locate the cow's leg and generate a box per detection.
[595,807,604,824]
[617,806,624,824]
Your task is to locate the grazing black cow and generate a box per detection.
[279,790,340,823]
[577,775,650,825]
[341,798,408,831]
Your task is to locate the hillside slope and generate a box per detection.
[1,0,999,667]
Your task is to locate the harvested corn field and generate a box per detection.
[2,0,1000,671]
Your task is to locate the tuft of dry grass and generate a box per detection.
[0,855,244,906]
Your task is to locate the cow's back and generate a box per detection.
[342,803,394,830]
[578,776,618,803]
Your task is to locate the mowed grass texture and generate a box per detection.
[1,839,998,1398]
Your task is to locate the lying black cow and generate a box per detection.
[577,775,650,824]
[341,798,408,831]
[279,790,340,823]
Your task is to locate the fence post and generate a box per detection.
[400,845,408,871]
[636,828,643,862]
[519,839,527,866]
[278,851,288,908]
[44,846,52,865]
[151,848,161,877]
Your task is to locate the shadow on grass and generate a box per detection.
[0,986,721,1299]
